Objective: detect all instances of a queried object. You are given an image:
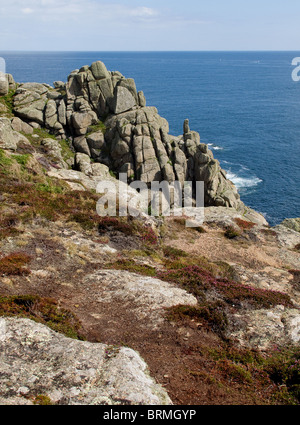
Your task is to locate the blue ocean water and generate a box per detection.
[1,51,299,225]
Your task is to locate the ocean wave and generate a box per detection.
[226,171,262,189]
[207,143,224,151]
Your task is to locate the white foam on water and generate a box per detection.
[207,143,224,151]
[226,171,262,189]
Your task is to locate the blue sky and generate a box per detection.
[0,0,300,51]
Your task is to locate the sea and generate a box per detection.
[1,51,299,226]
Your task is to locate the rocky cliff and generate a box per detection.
[1,62,247,210]
[0,63,299,406]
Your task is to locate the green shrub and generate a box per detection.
[265,348,300,403]
[0,295,83,340]
[224,225,241,239]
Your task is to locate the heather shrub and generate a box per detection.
[224,225,241,239]
[265,348,300,403]
[0,252,32,275]
[140,226,159,246]
[98,216,135,235]
[166,302,228,334]
[234,218,256,230]
[0,295,83,340]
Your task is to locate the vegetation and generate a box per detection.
[0,295,84,340]
[109,258,157,277]
[0,252,32,276]
[86,121,106,136]
[224,225,241,239]
[0,90,15,116]
[166,302,229,335]
[33,395,53,405]
[234,218,256,230]
[0,111,299,405]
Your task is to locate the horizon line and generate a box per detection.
[0,49,300,53]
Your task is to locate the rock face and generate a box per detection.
[5,61,246,210]
[230,305,300,351]
[0,317,171,405]
[280,218,300,233]
[0,117,32,151]
[83,270,198,327]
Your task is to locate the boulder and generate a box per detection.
[229,305,300,351]
[11,117,33,135]
[0,117,31,151]
[6,74,16,91]
[14,83,48,126]
[72,111,98,136]
[57,99,67,126]
[73,136,91,156]
[90,61,110,80]
[0,317,171,405]
[75,152,93,176]
[45,99,58,129]
[110,86,137,114]
[53,81,66,90]
[41,138,68,169]
[87,131,105,158]
[138,91,146,107]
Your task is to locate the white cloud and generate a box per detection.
[21,8,34,14]
[1,1,159,20]
[0,0,210,50]
[130,7,158,17]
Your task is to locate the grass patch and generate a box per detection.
[162,246,188,260]
[0,295,84,340]
[86,121,106,136]
[109,258,157,277]
[217,359,253,384]
[33,128,57,141]
[36,182,64,194]
[0,90,15,116]
[12,153,31,168]
[0,150,102,232]
[0,149,13,168]
[58,139,74,163]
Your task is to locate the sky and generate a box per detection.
[0,0,300,51]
